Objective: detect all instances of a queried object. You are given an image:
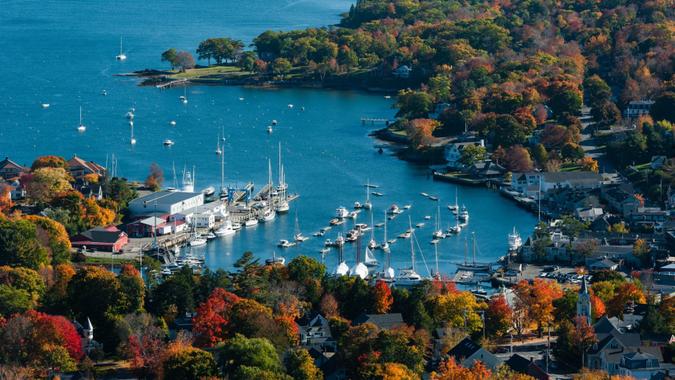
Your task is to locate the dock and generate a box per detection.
[156,78,188,89]
[361,117,391,125]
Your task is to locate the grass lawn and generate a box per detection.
[560,164,581,172]
[83,255,138,266]
[170,65,251,79]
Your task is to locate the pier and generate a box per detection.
[156,78,188,89]
[361,117,391,125]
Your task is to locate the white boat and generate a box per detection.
[271,119,278,125]
[350,262,368,279]
[170,120,176,126]
[41,103,50,109]
[266,251,286,265]
[430,239,440,245]
[432,204,445,239]
[347,211,359,220]
[354,201,362,209]
[189,236,207,247]
[130,119,137,145]
[267,126,273,133]
[101,90,108,96]
[204,232,217,240]
[313,231,325,237]
[448,188,459,212]
[329,218,344,226]
[278,239,296,248]
[387,238,397,245]
[126,110,134,120]
[364,247,379,268]
[275,143,290,214]
[403,204,411,210]
[416,223,425,228]
[77,106,86,132]
[447,215,462,234]
[424,215,432,220]
[362,179,373,210]
[398,231,412,239]
[215,221,236,237]
[508,227,522,251]
[231,222,242,230]
[336,207,349,219]
[387,204,401,215]
[115,36,127,61]
[428,195,438,201]
[259,159,276,222]
[244,218,258,227]
[180,86,188,104]
[380,210,390,252]
[215,136,222,155]
[259,208,276,222]
[288,104,294,108]
[397,217,424,287]
[320,248,330,254]
[372,191,384,197]
[420,192,428,197]
[163,139,174,146]
[295,233,309,242]
[276,200,289,213]
[459,205,469,222]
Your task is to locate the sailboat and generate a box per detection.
[215,135,222,155]
[447,214,462,234]
[115,36,127,61]
[349,237,369,279]
[179,86,188,104]
[294,212,309,242]
[77,106,86,132]
[448,188,459,212]
[275,143,290,213]
[362,180,373,210]
[130,118,137,145]
[266,251,286,265]
[458,205,469,222]
[364,246,379,268]
[367,210,377,249]
[380,210,390,252]
[396,216,423,287]
[432,203,445,239]
[455,233,492,272]
[259,159,276,222]
[335,244,349,276]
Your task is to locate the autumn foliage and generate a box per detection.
[372,280,393,313]
[514,279,563,335]
[192,288,241,347]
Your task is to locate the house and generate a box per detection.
[67,155,105,181]
[71,226,128,252]
[0,157,28,180]
[444,139,485,169]
[623,100,654,119]
[504,354,549,380]
[618,350,675,379]
[392,65,412,78]
[601,184,641,216]
[128,191,204,216]
[126,216,186,237]
[511,172,603,199]
[629,207,668,228]
[353,313,404,331]
[655,263,675,285]
[446,337,501,371]
[589,258,619,272]
[466,160,506,180]
[576,207,604,222]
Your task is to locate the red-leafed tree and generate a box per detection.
[371,280,393,313]
[192,288,240,347]
[486,294,513,337]
[33,312,84,361]
[514,279,563,336]
[590,294,606,319]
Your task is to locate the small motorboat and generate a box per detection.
[347,211,359,220]
[288,104,294,108]
[101,90,108,96]
[329,218,344,226]
[387,238,397,245]
[404,204,412,210]
[374,222,384,228]
[267,126,273,133]
[215,224,235,237]
[313,231,325,237]
[398,231,412,239]
[239,97,245,101]
[430,239,440,245]
[416,223,425,228]
[354,201,362,209]
[245,218,258,227]
[163,139,175,146]
[278,239,296,248]
[295,233,309,242]
[266,252,286,265]
[189,237,207,247]
[170,120,177,126]
[320,248,330,254]
[204,232,217,240]
[428,195,439,201]
[368,239,378,250]
[271,119,278,125]
[420,192,428,197]
[41,103,50,108]
[336,207,349,219]
[231,222,242,230]
[424,215,432,220]
[372,191,384,197]
[387,205,401,215]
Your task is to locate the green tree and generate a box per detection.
[219,334,283,377]
[238,51,257,71]
[161,48,178,69]
[285,348,323,380]
[0,219,49,270]
[272,58,292,78]
[163,345,217,380]
[288,255,326,284]
[459,144,487,166]
[396,90,433,119]
[583,75,611,106]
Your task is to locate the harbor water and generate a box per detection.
[0,0,537,276]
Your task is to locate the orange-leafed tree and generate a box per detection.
[514,279,563,336]
[431,358,491,380]
[503,145,533,172]
[486,294,513,338]
[579,157,599,173]
[144,163,164,191]
[372,280,393,313]
[192,288,241,347]
[607,282,646,318]
[590,294,606,319]
[0,185,13,215]
[31,155,67,171]
[320,293,339,318]
[572,316,597,369]
[83,197,116,227]
[407,118,439,148]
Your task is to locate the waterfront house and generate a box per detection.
[446,337,501,371]
[392,65,412,78]
[67,155,105,181]
[511,172,602,199]
[128,190,204,217]
[444,139,485,169]
[465,160,506,180]
[71,226,128,252]
[504,354,549,380]
[353,313,404,331]
[0,157,28,180]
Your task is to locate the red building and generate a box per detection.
[71,226,128,252]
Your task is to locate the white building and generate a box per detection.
[192,213,215,229]
[511,172,603,199]
[444,139,485,169]
[128,191,204,216]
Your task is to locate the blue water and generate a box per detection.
[0,0,536,276]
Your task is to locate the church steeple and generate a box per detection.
[576,276,592,325]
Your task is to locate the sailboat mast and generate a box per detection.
[278,142,282,187]
[434,243,439,278]
[370,210,374,240]
[409,216,415,272]
[220,140,225,194]
[472,232,476,265]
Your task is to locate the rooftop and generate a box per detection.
[130,191,202,206]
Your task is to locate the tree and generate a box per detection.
[459,144,487,166]
[591,101,621,127]
[0,185,12,215]
[406,118,439,148]
[0,266,45,315]
[549,84,583,117]
[396,90,434,119]
[513,279,563,336]
[427,290,483,333]
[428,74,452,103]
[431,358,491,380]
[606,282,645,318]
[22,215,71,264]
[320,293,339,317]
[31,155,67,171]
[365,362,419,380]
[162,344,217,380]
[579,157,599,173]
[503,145,533,172]
[0,219,49,270]
[239,51,257,71]
[486,295,513,338]
[650,91,675,123]
[288,255,325,284]
[219,334,283,379]
[532,144,548,167]
[491,115,528,147]
[118,264,145,314]
[272,58,292,78]
[161,48,178,69]
[192,288,240,347]
[371,281,393,314]
[285,348,323,380]
[25,167,73,204]
[174,51,195,72]
[115,312,166,377]
[144,163,163,191]
[583,75,611,106]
